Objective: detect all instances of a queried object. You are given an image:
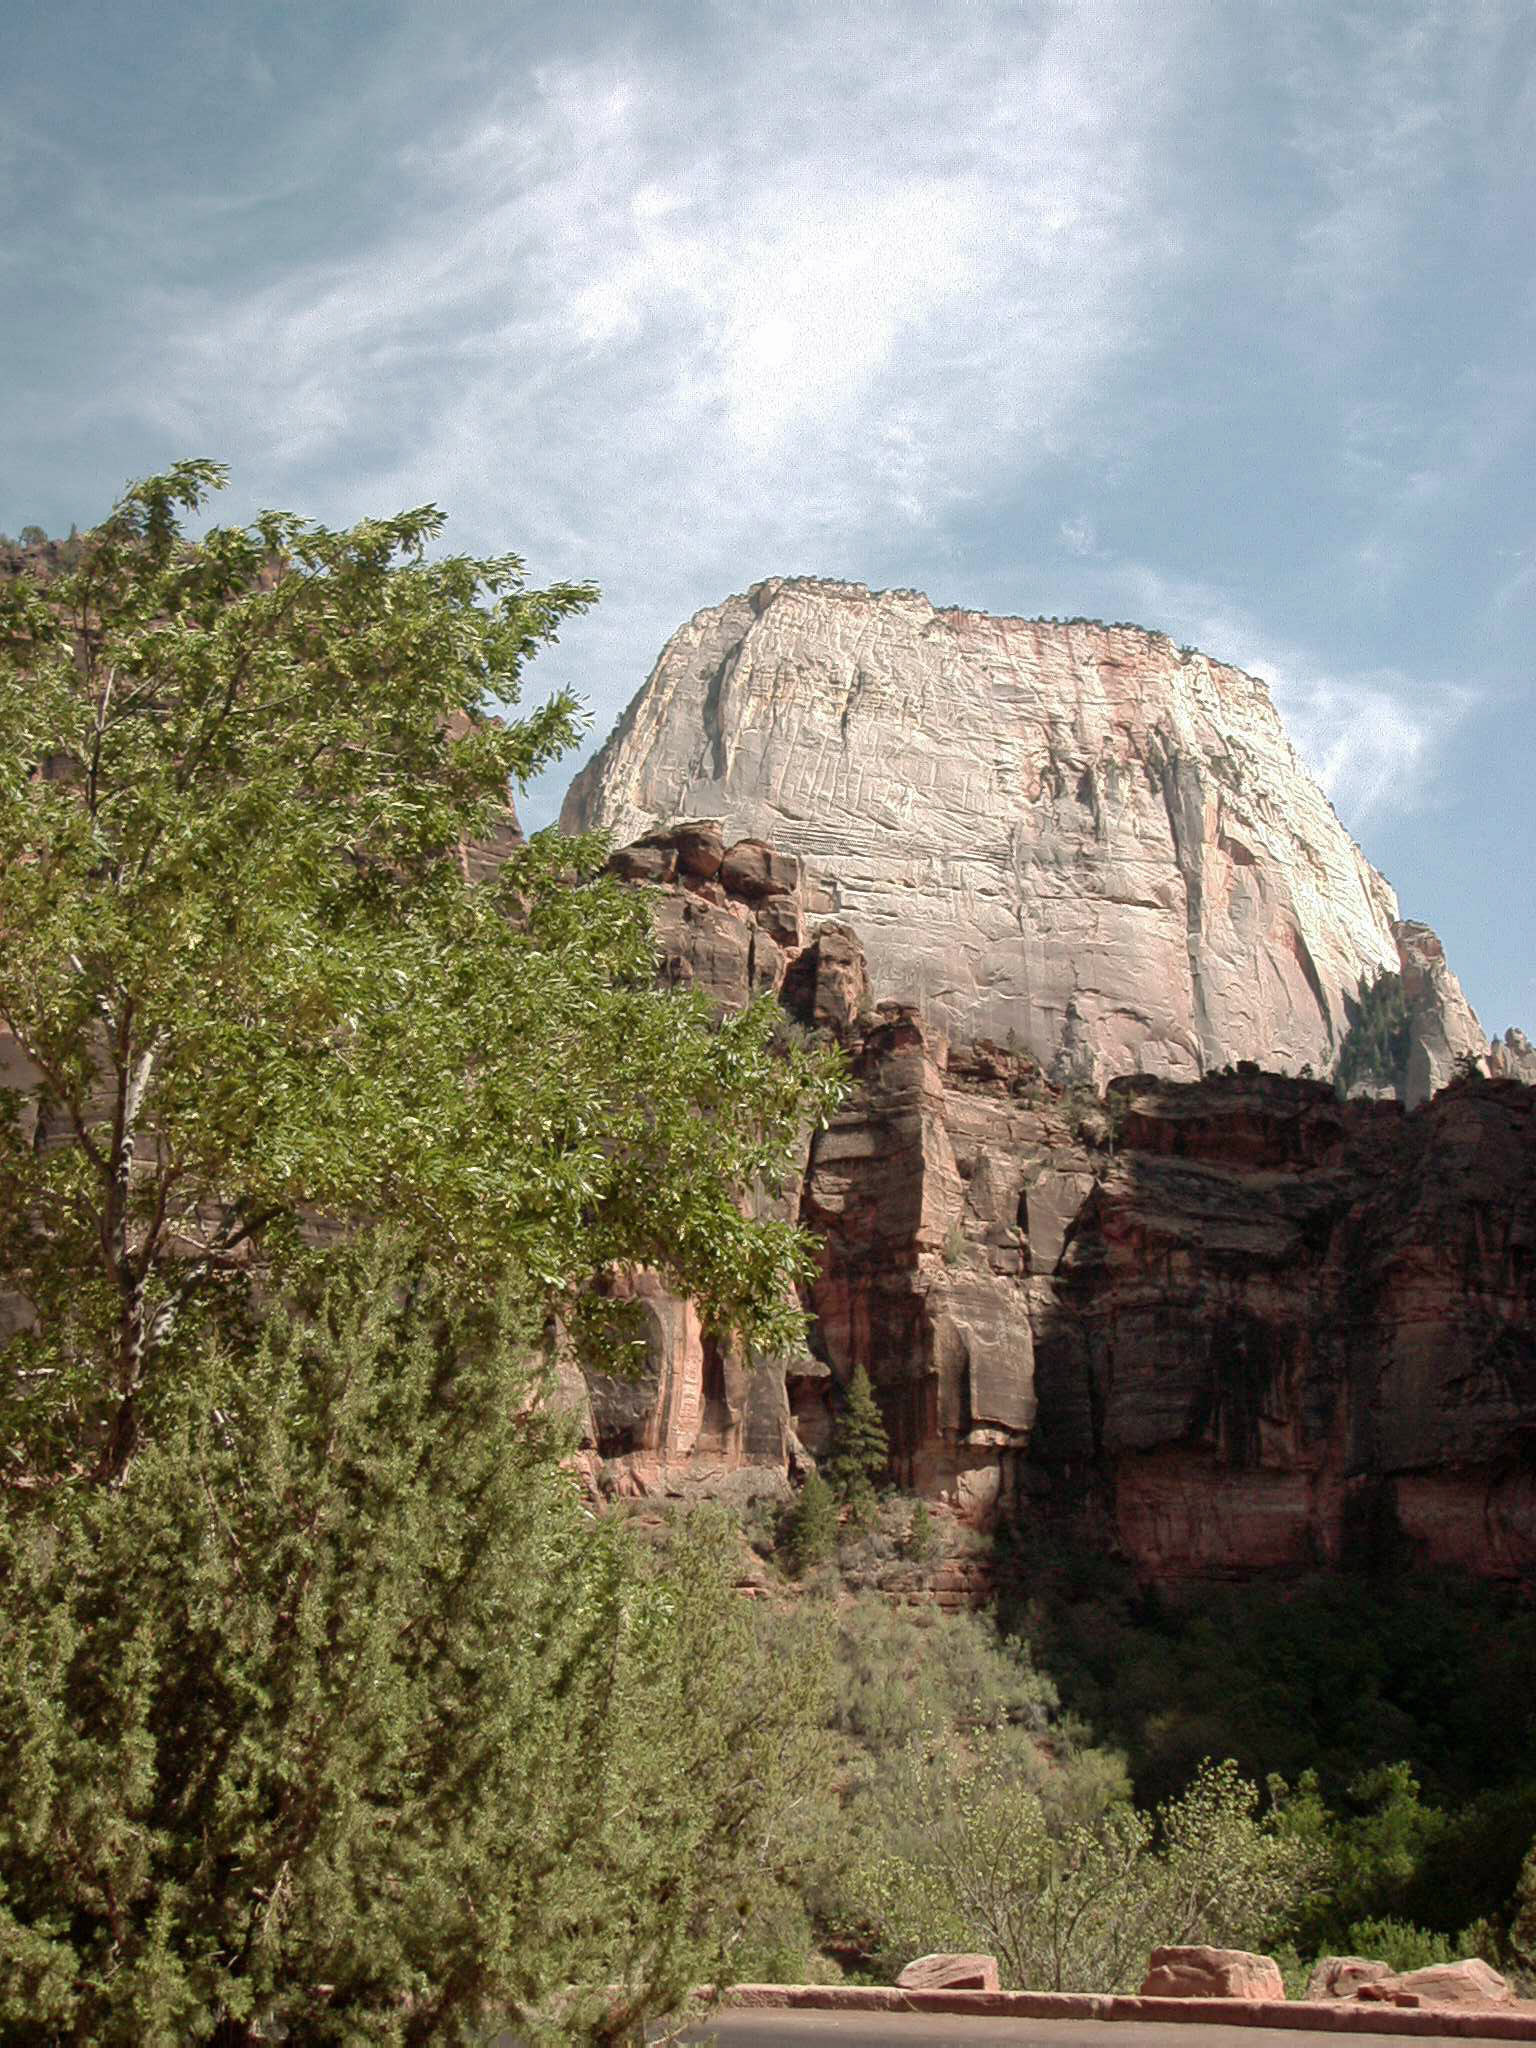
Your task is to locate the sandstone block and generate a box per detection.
[1393,1960,1512,2007]
[721,837,802,901]
[672,818,724,879]
[895,1953,1000,1992]
[606,840,675,884]
[1140,1945,1286,2001]
[754,889,804,950]
[1305,1957,1394,2002]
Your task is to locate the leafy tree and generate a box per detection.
[785,1468,839,1575]
[0,465,845,2038]
[0,461,840,1486]
[17,524,46,549]
[826,1362,888,1523]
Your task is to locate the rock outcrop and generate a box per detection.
[1393,919,1488,1104]
[563,579,1402,1083]
[1492,1029,1536,1085]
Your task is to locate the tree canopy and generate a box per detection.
[0,460,840,1486]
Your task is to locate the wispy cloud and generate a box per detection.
[107,4,1194,622]
[1059,515,1102,558]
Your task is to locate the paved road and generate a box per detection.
[684,2019,1435,2048]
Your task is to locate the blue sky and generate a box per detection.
[4,1,1533,1034]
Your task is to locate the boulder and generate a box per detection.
[721,837,802,902]
[895,1953,1000,1993]
[1304,1956,1394,2002]
[672,818,724,880]
[1140,1945,1285,2001]
[1393,1960,1512,2007]
[605,840,676,885]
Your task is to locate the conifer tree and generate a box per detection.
[827,1361,890,1523]
[786,1467,840,1574]
[905,1497,937,1561]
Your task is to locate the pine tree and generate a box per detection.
[827,1362,890,1523]
[786,1467,839,1574]
[905,1497,937,1561]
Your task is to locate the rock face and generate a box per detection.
[577,829,1536,1583]
[563,579,1402,1082]
[1030,1067,1536,1580]
[1393,918,1488,1105]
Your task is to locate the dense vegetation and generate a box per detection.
[998,1544,1536,1970]
[0,468,840,2042]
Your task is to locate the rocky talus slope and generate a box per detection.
[569,822,1536,1584]
[563,579,1407,1084]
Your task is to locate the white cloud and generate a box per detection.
[1059,515,1100,557]
[104,3,1195,676]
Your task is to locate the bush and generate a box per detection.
[859,1751,1322,1992]
[784,1469,839,1575]
[1343,1920,1455,1973]
[904,1500,936,1561]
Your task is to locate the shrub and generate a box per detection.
[784,1469,839,1575]
[860,1751,1322,1993]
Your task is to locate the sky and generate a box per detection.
[3,0,1533,1034]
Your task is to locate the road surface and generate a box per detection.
[683,2019,1437,2048]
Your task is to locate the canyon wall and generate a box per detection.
[576,824,1536,1585]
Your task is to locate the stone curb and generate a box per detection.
[720,1987,1536,2037]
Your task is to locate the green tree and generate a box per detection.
[826,1363,889,1523]
[0,461,840,1486]
[0,465,844,2039]
[904,1498,936,1562]
[785,1468,839,1575]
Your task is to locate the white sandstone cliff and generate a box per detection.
[563,578,1402,1081]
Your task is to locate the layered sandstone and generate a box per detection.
[563,579,1402,1082]
[582,831,1536,1583]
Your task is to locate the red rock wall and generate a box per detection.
[592,827,1536,1584]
